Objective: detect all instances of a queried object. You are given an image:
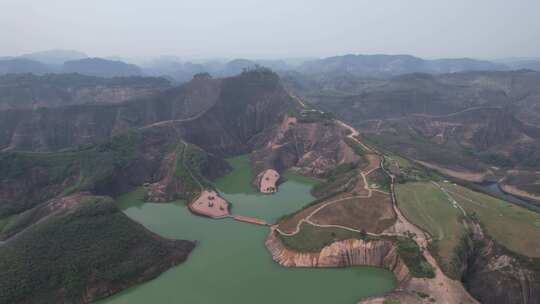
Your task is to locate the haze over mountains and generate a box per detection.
[2,49,540,82]
[1,66,539,304]
[2,0,540,303]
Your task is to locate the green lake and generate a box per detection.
[100,156,395,304]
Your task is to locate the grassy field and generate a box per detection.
[310,192,395,234]
[277,222,369,252]
[395,182,466,277]
[439,183,540,258]
[311,168,357,199]
[344,137,367,156]
[387,153,413,169]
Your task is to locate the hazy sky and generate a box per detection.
[2,0,539,60]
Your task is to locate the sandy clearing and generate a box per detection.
[259,169,280,193]
[499,182,540,202]
[414,160,486,183]
[189,190,230,218]
[310,192,395,234]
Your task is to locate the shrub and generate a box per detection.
[395,237,435,278]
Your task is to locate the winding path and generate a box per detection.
[275,118,432,250]
[274,121,385,237]
[336,120,374,152]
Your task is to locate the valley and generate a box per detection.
[0,68,538,304]
[99,156,396,304]
[285,70,540,208]
[4,2,540,303]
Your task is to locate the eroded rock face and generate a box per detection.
[464,224,540,304]
[265,231,411,284]
[251,115,361,180]
[0,71,280,215]
[1,70,292,155]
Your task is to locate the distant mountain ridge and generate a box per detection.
[0,57,143,78]
[21,49,88,65]
[284,69,540,203]
[0,58,51,75]
[0,73,171,111]
[63,57,143,77]
[2,50,540,82]
[298,54,509,78]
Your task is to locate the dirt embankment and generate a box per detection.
[414,160,487,183]
[499,182,540,203]
[265,230,411,284]
[463,223,540,304]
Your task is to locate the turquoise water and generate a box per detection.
[100,156,395,304]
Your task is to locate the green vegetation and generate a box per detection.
[0,150,77,181]
[0,130,146,217]
[174,143,202,197]
[383,299,400,304]
[388,154,413,169]
[440,183,540,258]
[463,147,514,167]
[395,182,466,278]
[324,162,358,178]
[286,92,335,124]
[365,130,484,173]
[367,168,391,192]
[64,130,142,194]
[394,236,435,278]
[0,151,80,216]
[101,164,396,303]
[173,141,214,200]
[0,216,11,233]
[448,234,471,278]
[0,207,42,240]
[312,162,357,198]
[277,222,373,252]
[297,110,335,123]
[344,137,366,156]
[466,150,513,167]
[383,153,441,183]
[383,153,437,183]
[221,67,279,116]
[287,105,335,123]
[0,196,192,304]
[97,130,141,167]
